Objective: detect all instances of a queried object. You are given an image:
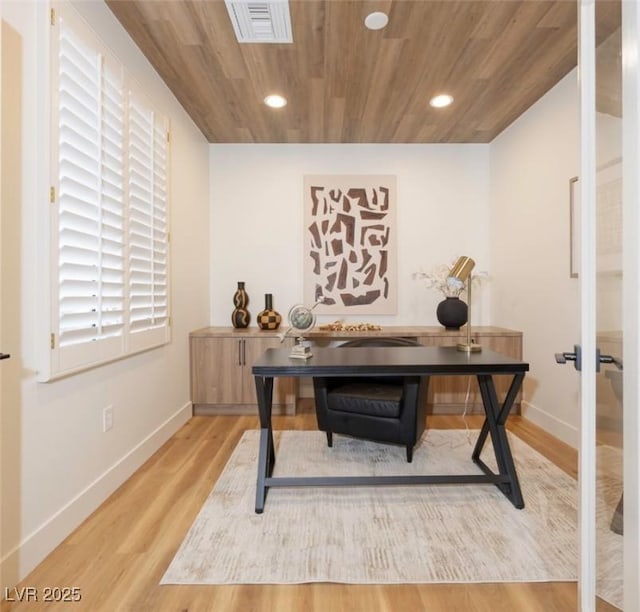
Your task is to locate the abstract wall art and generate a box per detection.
[303,175,397,315]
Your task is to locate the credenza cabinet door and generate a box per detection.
[242,336,294,407]
[419,334,472,409]
[419,333,522,412]
[190,333,296,413]
[482,335,524,405]
[191,337,244,404]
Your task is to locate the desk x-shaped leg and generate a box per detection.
[254,371,525,512]
[254,376,275,513]
[472,372,525,509]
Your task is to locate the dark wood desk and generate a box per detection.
[252,346,529,513]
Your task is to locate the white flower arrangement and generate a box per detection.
[413,257,487,299]
[412,260,466,298]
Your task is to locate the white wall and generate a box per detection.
[0,1,210,589]
[490,70,581,445]
[209,144,491,328]
[490,68,624,446]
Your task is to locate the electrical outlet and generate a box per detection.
[103,405,113,432]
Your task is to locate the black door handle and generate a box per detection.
[555,344,623,373]
[596,349,623,372]
[555,344,582,371]
[0,353,10,360]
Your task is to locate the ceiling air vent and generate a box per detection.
[224,0,293,43]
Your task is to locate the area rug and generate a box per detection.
[162,429,582,585]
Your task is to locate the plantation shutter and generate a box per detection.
[47,5,170,380]
[57,20,102,348]
[100,65,126,339]
[152,118,169,327]
[127,90,169,342]
[55,13,126,373]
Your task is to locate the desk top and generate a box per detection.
[252,346,529,377]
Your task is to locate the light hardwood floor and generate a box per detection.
[0,407,618,611]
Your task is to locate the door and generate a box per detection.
[0,17,11,367]
[575,1,639,610]
[0,15,4,595]
[190,337,244,404]
[594,5,624,609]
[1,16,19,593]
[243,336,293,407]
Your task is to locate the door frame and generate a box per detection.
[621,2,640,610]
[579,1,640,609]
[578,1,597,608]
[0,10,4,597]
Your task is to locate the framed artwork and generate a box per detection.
[303,175,397,315]
[569,158,622,278]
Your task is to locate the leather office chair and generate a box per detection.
[312,337,429,462]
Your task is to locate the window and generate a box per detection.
[45,5,170,380]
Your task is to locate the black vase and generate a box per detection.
[436,297,468,330]
[257,293,282,330]
[231,281,250,328]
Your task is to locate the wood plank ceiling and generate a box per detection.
[106,0,621,144]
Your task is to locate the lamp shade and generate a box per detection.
[447,256,475,289]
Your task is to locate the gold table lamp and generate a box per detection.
[447,256,481,353]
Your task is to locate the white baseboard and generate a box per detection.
[0,402,192,592]
[521,400,578,448]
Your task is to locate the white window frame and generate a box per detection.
[42,3,171,381]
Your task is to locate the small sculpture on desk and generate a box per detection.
[279,298,324,359]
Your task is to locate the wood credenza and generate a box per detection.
[189,326,523,416]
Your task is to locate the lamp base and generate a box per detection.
[457,342,482,353]
[289,340,313,360]
[289,349,313,360]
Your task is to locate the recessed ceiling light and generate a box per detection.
[364,11,389,30]
[429,94,454,108]
[264,94,287,108]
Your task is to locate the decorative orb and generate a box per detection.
[289,305,314,332]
